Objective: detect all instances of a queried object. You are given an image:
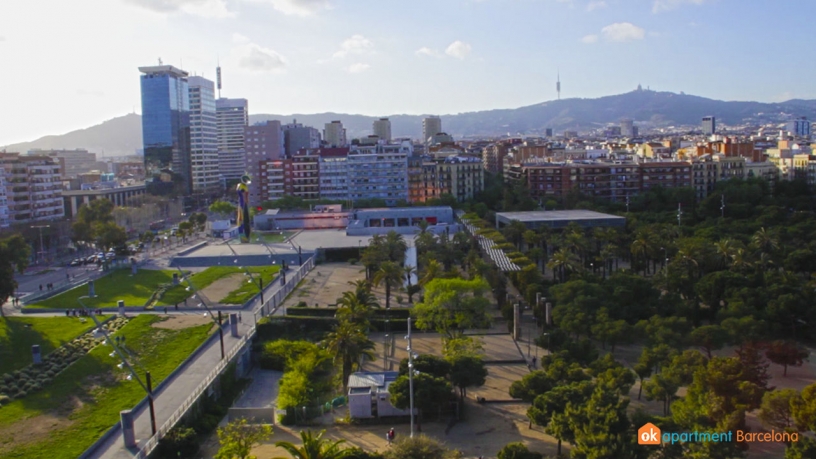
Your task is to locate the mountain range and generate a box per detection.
[4,90,815,157]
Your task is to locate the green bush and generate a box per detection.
[155,426,199,459]
[0,395,10,405]
[497,442,543,459]
[259,340,321,371]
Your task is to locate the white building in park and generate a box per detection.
[347,371,413,419]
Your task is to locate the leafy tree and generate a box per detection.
[448,355,487,398]
[759,389,799,430]
[413,277,492,339]
[323,321,376,391]
[721,316,767,350]
[509,360,589,402]
[210,200,237,218]
[398,354,451,379]
[528,381,594,456]
[215,418,272,459]
[591,308,631,352]
[388,372,452,429]
[566,382,635,459]
[765,340,810,377]
[0,234,30,317]
[793,383,816,431]
[636,315,691,349]
[272,429,353,459]
[442,336,484,359]
[419,259,443,287]
[496,442,542,459]
[785,437,816,459]
[383,434,462,459]
[690,325,729,359]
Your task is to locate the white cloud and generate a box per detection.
[0,36,5,42]
[248,0,331,16]
[233,39,288,72]
[586,0,606,11]
[415,47,442,58]
[123,0,235,18]
[445,40,472,60]
[581,34,598,44]
[77,89,105,97]
[346,63,370,74]
[652,0,707,13]
[601,22,645,42]
[332,34,374,59]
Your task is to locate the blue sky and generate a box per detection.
[1,0,814,145]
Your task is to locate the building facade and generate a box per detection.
[0,153,64,223]
[291,150,320,200]
[139,65,191,195]
[347,144,409,205]
[244,121,283,204]
[216,98,248,184]
[260,159,293,201]
[323,121,347,147]
[373,118,392,142]
[318,148,351,201]
[28,149,99,179]
[282,121,321,157]
[422,117,442,144]
[187,76,220,193]
[702,116,716,135]
[62,184,147,219]
[788,117,811,138]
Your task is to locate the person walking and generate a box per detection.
[387,428,395,445]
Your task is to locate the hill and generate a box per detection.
[4,90,815,155]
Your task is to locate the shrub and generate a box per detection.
[14,390,27,398]
[0,395,9,405]
[258,340,321,371]
[155,426,199,459]
[296,301,308,307]
[348,258,358,265]
[497,442,542,459]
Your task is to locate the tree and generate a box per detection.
[590,308,631,353]
[566,382,634,459]
[323,321,376,391]
[448,355,487,399]
[403,265,417,302]
[272,429,354,459]
[690,325,729,359]
[528,380,594,455]
[94,221,128,252]
[398,354,451,379]
[793,383,816,432]
[413,277,491,340]
[210,200,237,219]
[496,442,542,459]
[419,259,443,287]
[373,261,403,311]
[215,418,272,459]
[0,234,31,317]
[389,372,452,429]
[442,336,484,360]
[759,389,799,430]
[765,340,810,377]
[383,434,462,459]
[384,231,408,265]
[509,361,589,402]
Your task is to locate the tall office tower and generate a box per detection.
[373,118,392,142]
[216,98,249,185]
[324,120,347,147]
[702,116,716,135]
[244,121,283,204]
[422,116,442,144]
[787,117,811,138]
[139,65,191,195]
[187,76,220,193]
[620,119,634,137]
[282,120,321,157]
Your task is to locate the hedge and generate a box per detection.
[285,307,411,319]
[256,316,410,341]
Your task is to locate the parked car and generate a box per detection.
[69,259,82,266]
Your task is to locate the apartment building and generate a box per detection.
[318,148,351,201]
[244,121,283,203]
[28,149,100,179]
[347,143,409,205]
[0,153,64,223]
[291,149,320,200]
[408,154,484,203]
[259,159,293,201]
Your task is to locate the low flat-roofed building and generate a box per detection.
[347,206,455,235]
[62,184,146,219]
[495,209,625,230]
[347,371,413,419]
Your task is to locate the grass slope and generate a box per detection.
[0,317,107,375]
[159,265,281,306]
[0,315,213,459]
[27,269,177,309]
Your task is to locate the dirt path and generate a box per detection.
[151,315,213,330]
[200,274,245,304]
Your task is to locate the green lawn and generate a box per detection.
[159,265,281,306]
[254,231,294,244]
[26,269,176,309]
[0,317,108,375]
[0,314,213,459]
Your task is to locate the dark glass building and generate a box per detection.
[139,65,191,195]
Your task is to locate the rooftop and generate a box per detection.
[496,210,625,223]
[138,65,188,77]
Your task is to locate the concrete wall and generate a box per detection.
[170,252,310,268]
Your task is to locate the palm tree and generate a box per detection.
[373,261,403,310]
[273,429,354,459]
[336,293,378,325]
[384,231,408,264]
[419,259,443,286]
[403,265,417,302]
[323,322,376,391]
[546,248,578,283]
[713,238,736,269]
[730,248,753,273]
[752,227,779,257]
[630,233,651,275]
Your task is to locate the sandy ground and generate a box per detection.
[200,273,246,304]
[151,314,213,330]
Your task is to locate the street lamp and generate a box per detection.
[31,225,50,265]
[406,317,416,438]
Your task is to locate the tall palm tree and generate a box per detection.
[323,322,376,391]
[546,248,578,283]
[273,429,354,459]
[730,248,753,273]
[336,293,378,325]
[403,265,418,302]
[419,259,443,286]
[373,261,403,310]
[631,233,651,275]
[752,227,779,257]
[713,238,736,269]
[384,230,408,264]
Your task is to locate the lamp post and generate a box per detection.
[407,317,416,438]
[31,225,50,265]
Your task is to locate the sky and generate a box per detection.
[2,0,815,145]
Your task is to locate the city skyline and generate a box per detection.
[2,0,816,146]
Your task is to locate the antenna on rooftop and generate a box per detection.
[556,70,561,100]
[158,57,163,65]
[216,58,222,99]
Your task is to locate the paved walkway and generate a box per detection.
[89,265,296,459]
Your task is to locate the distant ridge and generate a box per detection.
[4,91,816,155]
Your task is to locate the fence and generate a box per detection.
[253,256,315,324]
[127,256,316,459]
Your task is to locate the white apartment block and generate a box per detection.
[188,76,221,192]
[373,118,392,142]
[324,121,347,147]
[216,98,249,184]
[347,142,410,204]
[0,153,64,223]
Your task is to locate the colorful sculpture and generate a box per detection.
[236,174,251,243]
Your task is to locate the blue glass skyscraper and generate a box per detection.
[139,65,191,195]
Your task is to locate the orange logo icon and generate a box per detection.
[638,423,661,445]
